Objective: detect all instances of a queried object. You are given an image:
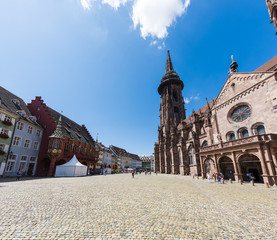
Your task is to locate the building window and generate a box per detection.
[202,141,208,147]
[12,99,20,106]
[19,162,26,171]
[13,136,21,146]
[9,154,17,161]
[30,156,36,162]
[17,122,24,130]
[173,91,178,102]
[257,125,266,135]
[0,128,9,136]
[188,145,194,165]
[226,132,236,141]
[0,144,5,151]
[19,156,27,171]
[242,129,249,138]
[33,142,39,150]
[64,142,71,152]
[5,161,15,172]
[36,130,41,137]
[3,115,12,123]
[174,107,179,113]
[230,105,251,122]
[21,156,27,161]
[238,128,249,138]
[24,139,31,148]
[27,126,33,134]
[73,145,78,153]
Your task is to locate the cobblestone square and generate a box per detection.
[0,174,277,239]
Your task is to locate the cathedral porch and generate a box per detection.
[199,134,277,186]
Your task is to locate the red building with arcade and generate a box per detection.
[28,97,99,176]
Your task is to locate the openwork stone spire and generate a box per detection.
[165,50,174,73]
[50,116,64,139]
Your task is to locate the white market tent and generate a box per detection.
[55,155,87,177]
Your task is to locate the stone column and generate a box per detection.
[265,143,276,186]
[232,152,241,182]
[179,145,185,175]
[258,146,271,185]
[214,154,219,173]
[200,156,205,179]
[159,145,165,173]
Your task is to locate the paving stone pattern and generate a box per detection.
[0,174,277,239]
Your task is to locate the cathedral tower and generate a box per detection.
[266,0,277,34]
[155,51,185,174]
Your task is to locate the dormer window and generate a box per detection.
[75,132,81,139]
[12,99,20,106]
[17,111,26,118]
[29,116,37,123]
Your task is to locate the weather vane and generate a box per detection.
[231,55,234,63]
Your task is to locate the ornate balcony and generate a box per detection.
[200,134,277,153]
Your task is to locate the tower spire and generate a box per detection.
[165,50,174,73]
[50,116,64,139]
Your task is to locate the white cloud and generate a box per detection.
[80,0,95,10]
[132,0,191,39]
[80,0,128,10]
[150,40,157,46]
[102,0,129,10]
[184,94,200,104]
[184,97,190,104]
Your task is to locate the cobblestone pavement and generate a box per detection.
[0,174,277,240]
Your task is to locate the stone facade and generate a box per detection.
[266,0,277,34]
[155,54,277,186]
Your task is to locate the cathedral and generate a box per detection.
[154,1,277,186]
[154,51,277,186]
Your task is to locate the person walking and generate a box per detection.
[221,173,225,184]
[132,170,135,179]
[16,170,22,181]
[207,173,211,183]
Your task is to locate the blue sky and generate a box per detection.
[0,0,276,156]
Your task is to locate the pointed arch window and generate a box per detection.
[173,91,178,102]
[202,141,208,147]
[188,145,194,165]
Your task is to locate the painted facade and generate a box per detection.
[27,97,98,177]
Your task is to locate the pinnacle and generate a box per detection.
[165,50,174,73]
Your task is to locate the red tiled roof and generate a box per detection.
[254,56,277,72]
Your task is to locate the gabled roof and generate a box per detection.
[128,153,141,161]
[97,142,112,153]
[0,86,42,127]
[109,145,129,157]
[183,99,216,124]
[140,155,154,162]
[46,106,95,145]
[254,56,277,72]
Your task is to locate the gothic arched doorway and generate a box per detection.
[238,154,263,183]
[218,156,235,180]
[204,158,215,175]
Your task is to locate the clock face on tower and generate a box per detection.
[231,105,251,122]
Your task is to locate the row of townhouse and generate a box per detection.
[0,87,43,177]
[0,87,99,177]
